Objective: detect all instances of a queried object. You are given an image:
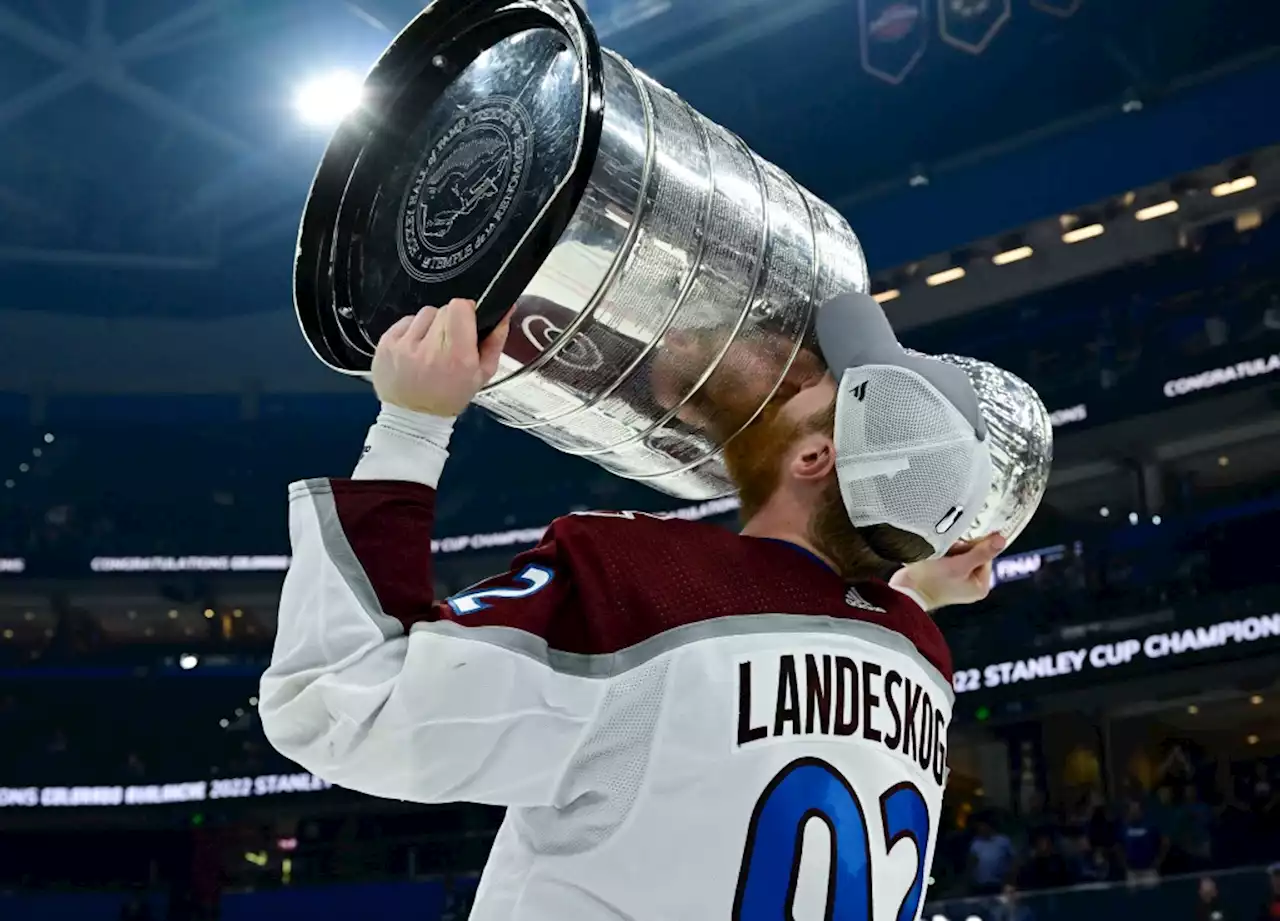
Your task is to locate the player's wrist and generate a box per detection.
[888,567,936,612]
[351,403,454,487]
[375,403,456,448]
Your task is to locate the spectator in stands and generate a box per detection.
[1087,802,1118,853]
[1018,831,1071,891]
[1262,302,1280,335]
[1172,785,1215,872]
[1197,876,1227,921]
[968,816,1015,896]
[1259,783,1280,862]
[440,876,476,921]
[1118,799,1166,886]
[124,751,147,781]
[1217,790,1258,867]
[1013,790,1057,851]
[42,726,73,782]
[989,883,1035,921]
[1251,763,1274,806]
[1259,864,1280,921]
[1147,784,1177,836]
[1159,744,1195,787]
[1063,829,1112,883]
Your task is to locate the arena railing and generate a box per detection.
[925,862,1276,921]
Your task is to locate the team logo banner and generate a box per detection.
[939,0,1010,54]
[1030,0,1082,17]
[859,0,929,84]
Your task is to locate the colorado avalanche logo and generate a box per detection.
[520,314,604,372]
[398,97,532,284]
[868,1,921,41]
[860,0,929,84]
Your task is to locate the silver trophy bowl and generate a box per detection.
[295,0,1051,543]
[934,355,1053,545]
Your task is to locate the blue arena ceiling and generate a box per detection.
[0,0,1277,322]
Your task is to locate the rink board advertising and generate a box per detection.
[0,771,331,810]
[1041,347,1279,433]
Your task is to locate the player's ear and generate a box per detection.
[788,431,835,483]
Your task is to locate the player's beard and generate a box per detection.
[722,395,803,523]
[723,398,888,582]
[652,329,827,444]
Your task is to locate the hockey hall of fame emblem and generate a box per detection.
[397,96,533,284]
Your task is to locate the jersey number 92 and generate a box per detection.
[734,758,930,921]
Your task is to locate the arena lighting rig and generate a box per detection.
[868,149,1273,316]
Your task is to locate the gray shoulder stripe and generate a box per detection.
[413,614,955,705]
[289,477,334,500]
[306,483,403,641]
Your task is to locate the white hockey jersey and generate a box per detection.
[261,477,954,921]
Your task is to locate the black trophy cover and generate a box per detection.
[295,0,604,374]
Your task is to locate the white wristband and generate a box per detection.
[352,404,455,488]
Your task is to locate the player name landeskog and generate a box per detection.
[736,652,948,788]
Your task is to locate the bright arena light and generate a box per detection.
[1212,175,1257,197]
[925,266,966,287]
[1063,223,1105,244]
[294,70,365,126]
[992,245,1034,266]
[178,653,199,671]
[1135,199,1180,221]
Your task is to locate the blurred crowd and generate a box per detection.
[908,215,1280,408]
[0,400,637,568]
[0,681,285,788]
[932,748,1280,900]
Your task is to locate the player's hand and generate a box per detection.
[889,533,1006,611]
[371,299,510,417]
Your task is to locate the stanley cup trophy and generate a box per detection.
[295,0,1053,544]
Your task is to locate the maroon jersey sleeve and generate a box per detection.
[260,477,609,806]
[322,477,587,641]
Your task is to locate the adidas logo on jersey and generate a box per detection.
[844,586,886,613]
[848,380,869,402]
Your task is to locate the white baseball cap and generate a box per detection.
[815,292,993,560]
